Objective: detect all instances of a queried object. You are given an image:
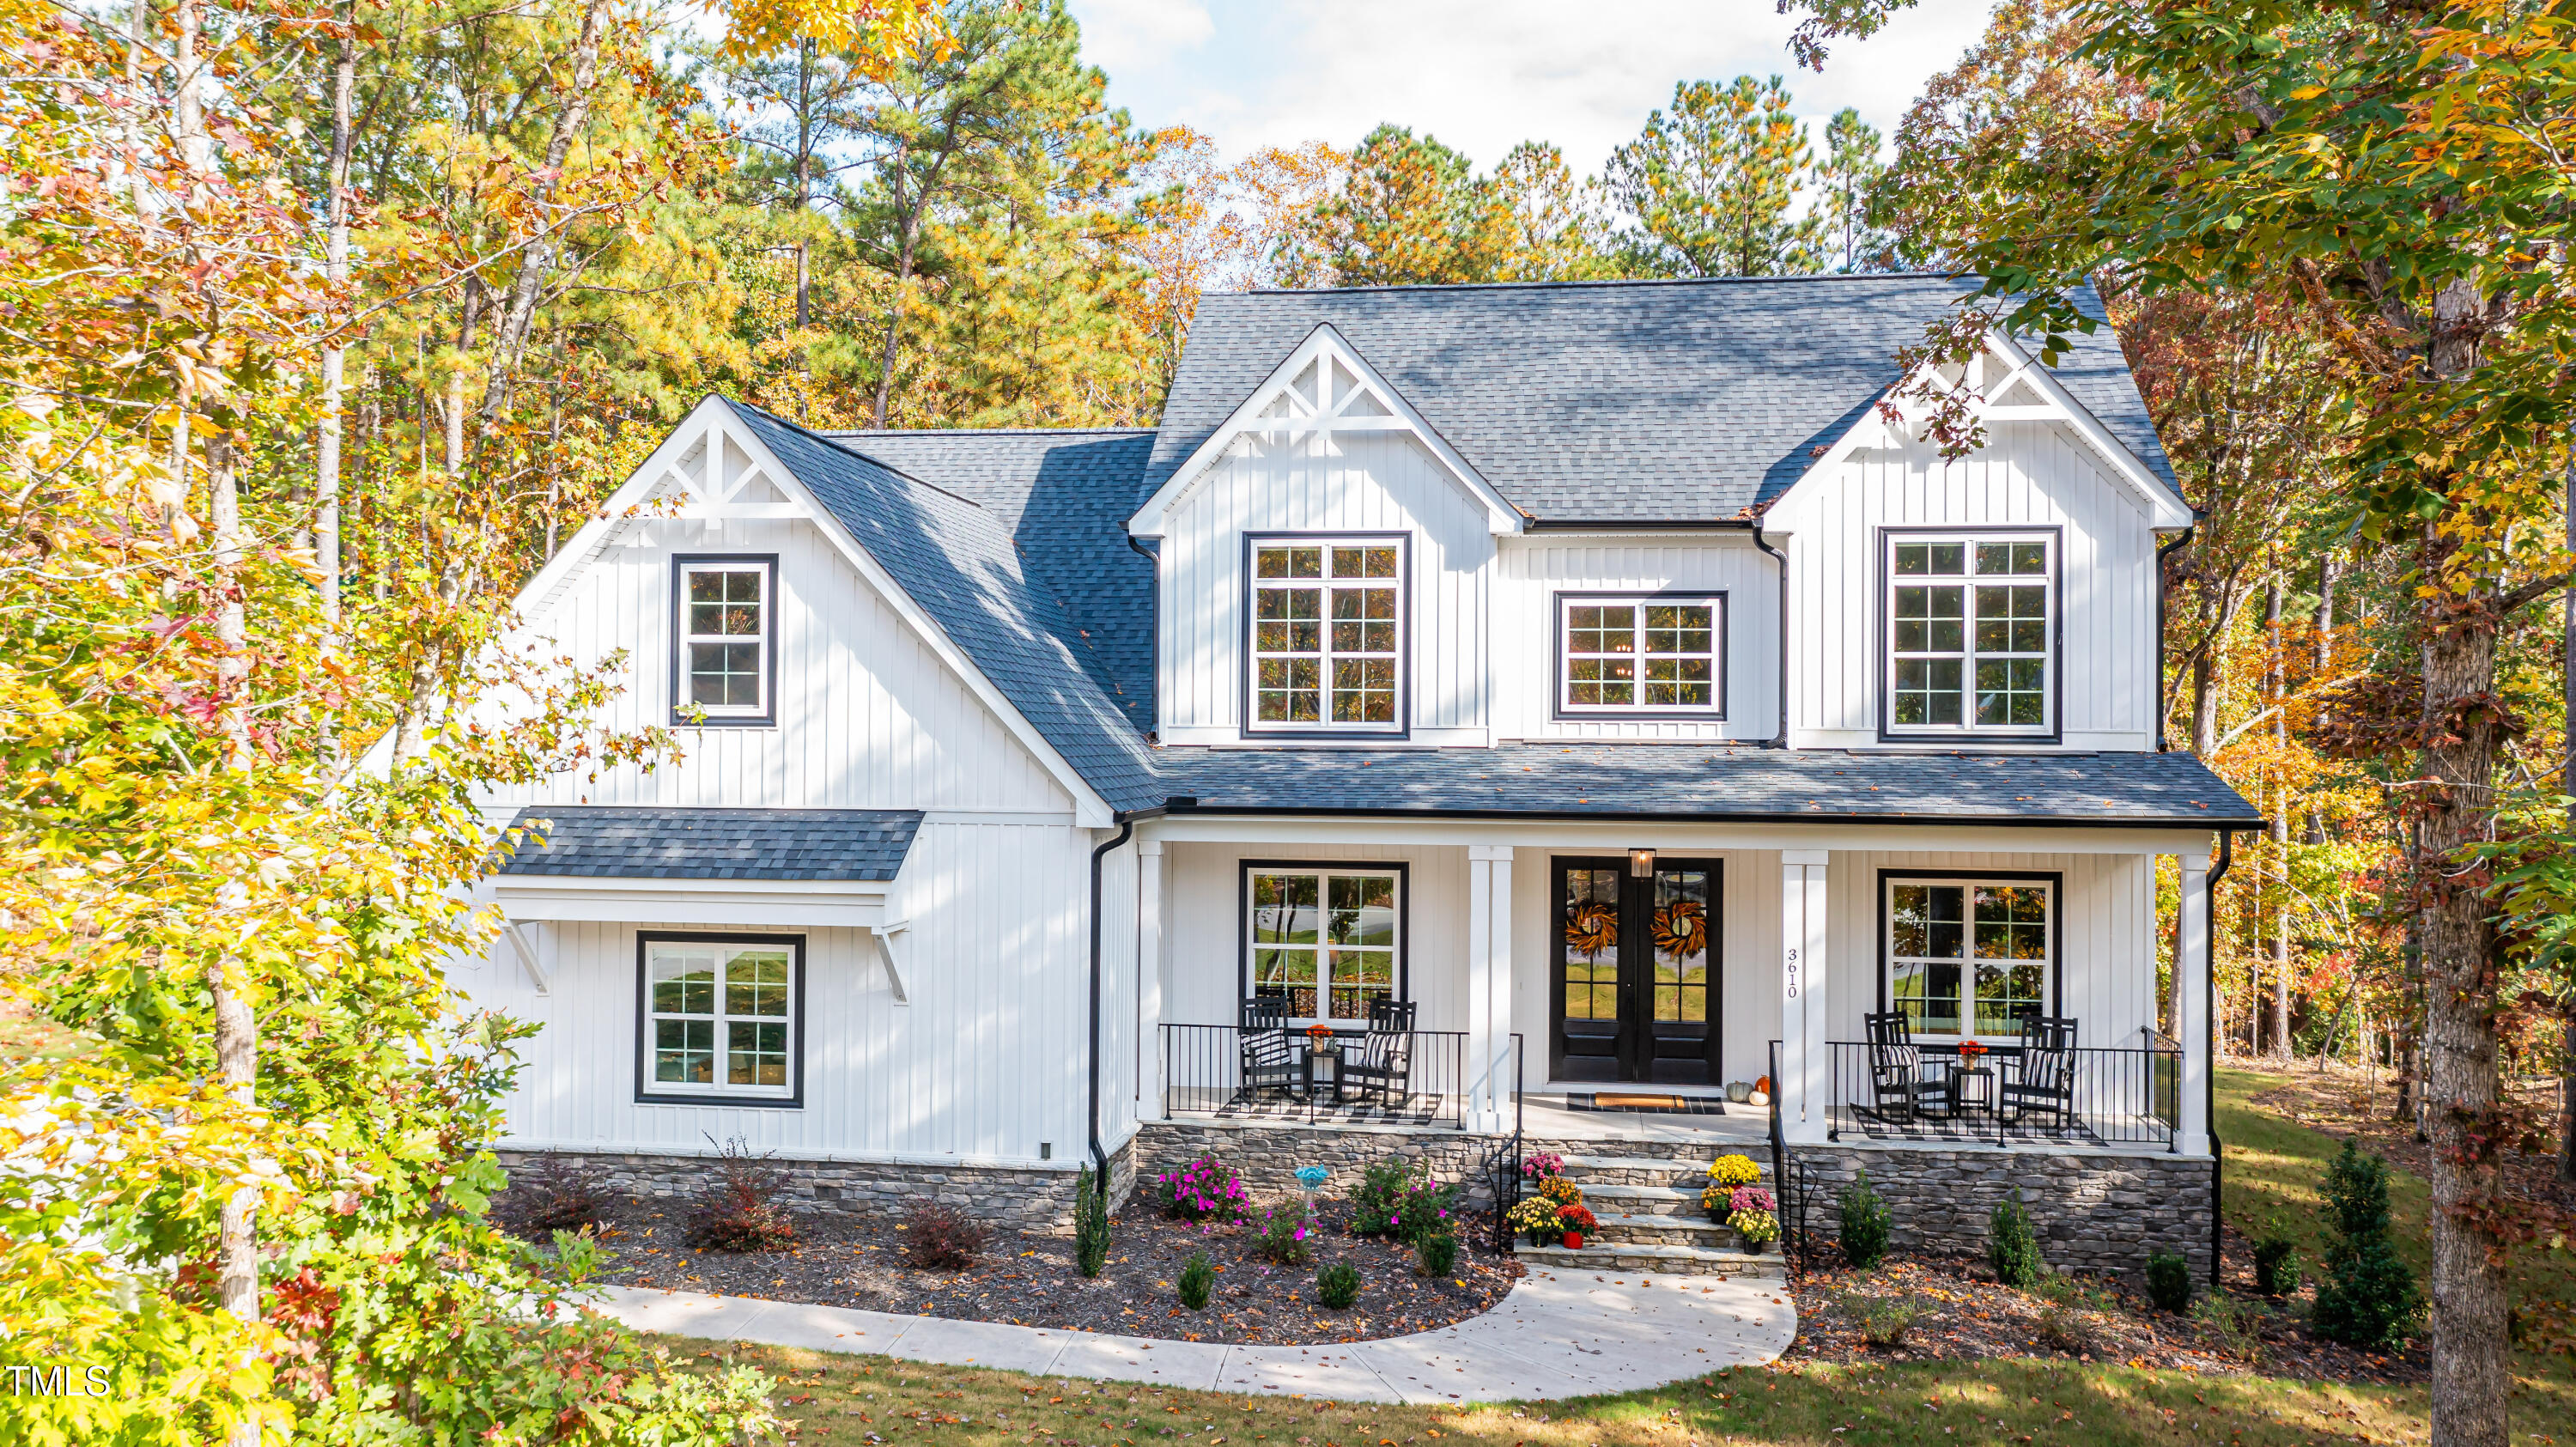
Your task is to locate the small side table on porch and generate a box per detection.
[1303,1045,1342,1105]
[1946,1065,1996,1124]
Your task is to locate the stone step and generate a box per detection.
[1512,1237,1783,1278]
[1556,1152,1763,1188]
[1561,1182,1710,1217]
[1582,1210,1735,1248]
[1521,1136,1753,1165]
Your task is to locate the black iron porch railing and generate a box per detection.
[1159,1024,1510,1130]
[1826,1029,2184,1150]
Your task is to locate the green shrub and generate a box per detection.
[2144,1251,2193,1312]
[1074,1165,1112,1279]
[2252,1236,2300,1298]
[1839,1169,1892,1268]
[1178,1250,1214,1310]
[1988,1189,2043,1288]
[1834,1293,1915,1348]
[1351,1157,1459,1243]
[2192,1293,2265,1364]
[1255,1198,1321,1266]
[1316,1261,1362,1309]
[2312,1142,2423,1349]
[1417,1228,1459,1277]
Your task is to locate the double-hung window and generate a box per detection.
[1885,533,2055,736]
[639,934,800,1102]
[1249,538,1404,733]
[675,556,775,724]
[1557,593,1723,715]
[1246,866,1401,1024]
[1886,879,2050,1041]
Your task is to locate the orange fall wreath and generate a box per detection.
[1652,901,1708,958]
[1564,902,1618,955]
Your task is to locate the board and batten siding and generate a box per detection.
[1156,433,1494,745]
[1775,428,2159,751]
[465,818,1100,1166]
[1492,535,1778,742]
[1820,850,2160,1049]
[486,511,1073,817]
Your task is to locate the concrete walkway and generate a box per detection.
[587,1266,1795,1405]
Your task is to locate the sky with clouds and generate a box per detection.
[1065,0,2001,173]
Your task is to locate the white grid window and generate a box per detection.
[1248,868,1400,1024]
[679,561,771,718]
[1887,536,2052,733]
[643,939,795,1097]
[1250,541,1403,731]
[1886,880,2050,1040]
[1559,596,1721,712]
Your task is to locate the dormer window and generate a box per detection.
[674,556,775,726]
[1882,531,2057,739]
[1246,536,1406,734]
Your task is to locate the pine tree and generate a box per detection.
[1814,108,1893,272]
[1606,76,1822,277]
[2312,1141,2424,1349]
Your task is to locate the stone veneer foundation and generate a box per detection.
[495,1140,1136,1235]
[1789,1141,2218,1280]
[1126,1119,1515,1208]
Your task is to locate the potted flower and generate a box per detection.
[1706,1154,1760,1189]
[1507,1194,1564,1245]
[1723,1185,1777,1251]
[1730,1206,1780,1253]
[1556,1203,1598,1250]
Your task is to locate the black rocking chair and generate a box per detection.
[1864,1009,1952,1124]
[2000,1016,2079,1133]
[1237,997,1301,1103]
[1339,1000,1418,1112]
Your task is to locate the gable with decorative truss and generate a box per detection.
[1127,323,1525,538]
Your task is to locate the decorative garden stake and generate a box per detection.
[1295,1165,1330,1200]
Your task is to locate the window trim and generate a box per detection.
[1549,589,1728,720]
[1235,858,1411,1025]
[1237,532,1413,739]
[1872,869,2063,1046]
[670,554,781,728]
[633,930,806,1108]
[1874,526,2063,744]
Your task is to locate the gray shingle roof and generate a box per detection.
[1151,745,2260,826]
[498,806,924,879]
[726,402,1163,812]
[1145,276,2178,522]
[825,428,1155,731]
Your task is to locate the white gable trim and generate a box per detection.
[1774,329,2192,531]
[1127,324,1525,538]
[510,396,1116,827]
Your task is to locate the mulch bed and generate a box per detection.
[502,1189,1523,1347]
[1783,1251,2427,1383]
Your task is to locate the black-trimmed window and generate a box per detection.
[637,933,801,1103]
[1555,593,1723,715]
[1248,538,1405,733]
[1886,879,2051,1041]
[1884,532,2055,735]
[674,556,775,724]
[1245,865,1402,1024]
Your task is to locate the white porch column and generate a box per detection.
[1466,844,1514,1134]
[1779,850,1831,1143]
[2175,849,2213,1156]
[1137,839,1167,1122]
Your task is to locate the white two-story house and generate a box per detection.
[457,276,2258,1279]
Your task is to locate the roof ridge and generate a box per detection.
[726,399,987,511]
[825,426,1157,437]
[1223,272,1980,299]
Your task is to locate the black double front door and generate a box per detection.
[1550,856,1722,1085]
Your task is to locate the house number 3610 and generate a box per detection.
[1784,946,1800,999]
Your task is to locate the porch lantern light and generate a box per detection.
[1628,848,1656,878]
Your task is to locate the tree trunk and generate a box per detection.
[2415,576,2512,1447]
[2562,442,2575,1184]
[873,159,919,429]
[445,278,477,475]
[318,1,352,690]
[481,0,612,416]
[2267,579,2291,1058]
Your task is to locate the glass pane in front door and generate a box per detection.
[1644,866,1719,1085]
[1555,866,1624,1081]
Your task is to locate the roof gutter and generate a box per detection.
[2204,824,2240,1286]
[1085,819,1134,1202]
[1751,525,1789,749]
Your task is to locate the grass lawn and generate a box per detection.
[644,1072,2575,1445]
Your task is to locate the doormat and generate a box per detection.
[1572,1092,1728,1115]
